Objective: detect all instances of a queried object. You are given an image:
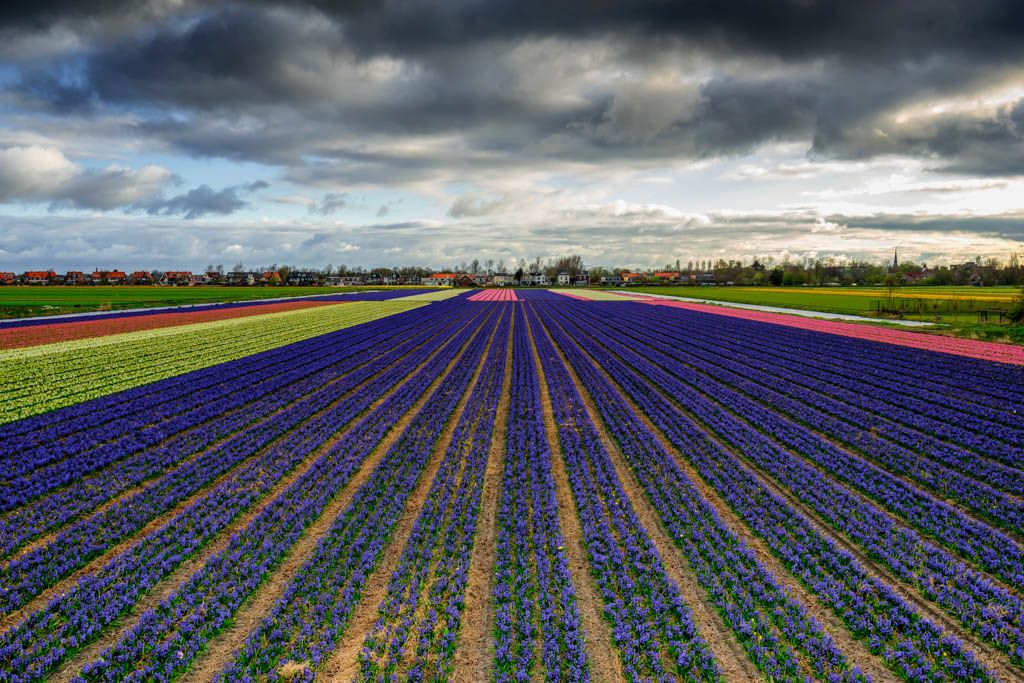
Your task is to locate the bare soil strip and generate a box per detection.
[530,309,762,682]
[590,332,1018,682]
[547,310,900,683]
[451,315,514,683]
[175,312,496,683]
[524,312,626,683]
[321,315,504,682]
[44,313,488,683]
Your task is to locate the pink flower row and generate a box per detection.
[467,288,520,302]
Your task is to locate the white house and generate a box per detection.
[422,273,458,287]
[526,272,550,286]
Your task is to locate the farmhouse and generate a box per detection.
[525,272,549,286]
[91,270,127,284]
[335,275,364,286]
[0,272,15,285]
[600,275,624,286]
[22,270,58,284]
[63,271,90,285]
[620,272,644,285]
[162,271,194,286]
[491,272,514,286]
[129,271,153,285]
[227,271,259,285]
[652,271,681,283]
[287,270,322,286]
[422,273,458,287]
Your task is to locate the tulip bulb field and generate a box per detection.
[1,290,1023,683]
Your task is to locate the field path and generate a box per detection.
[524,311,626,683]
[176,311,495,683]
[451,313,515,683]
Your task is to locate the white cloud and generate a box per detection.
[0,144,173,209]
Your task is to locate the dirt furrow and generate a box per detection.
[321,315,503,682]
[530,308,763,683]
[176,312,494,683]
[451,314,514,683]
[41,313,484,682]
[523,312,626,683]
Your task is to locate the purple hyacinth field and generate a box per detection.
[2,293,1023,683]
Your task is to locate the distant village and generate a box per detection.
[2,250,1023,287]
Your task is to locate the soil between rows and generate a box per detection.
[39,310,487,682]
[319,310,503,681]
[0,311,472,641]
[177,311,497,683]
[2,308,457,565]
[523,310,626,683]
[565,305,1019,682]
[529,306,764,683]
[451,313,515,683]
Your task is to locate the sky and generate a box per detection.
[1,0,1024,272]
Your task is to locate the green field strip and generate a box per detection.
[0,301,423,424]
[394,289,466,301]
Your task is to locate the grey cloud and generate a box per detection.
[7,0,1024,194]
[136,184,250,219]
[308,192,348,215]
[2,209,1021,273]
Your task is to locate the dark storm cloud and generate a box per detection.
[307,0,1024,62]
[7,0,1024,180]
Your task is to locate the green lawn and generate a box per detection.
[0,285,418,319]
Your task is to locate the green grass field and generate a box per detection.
[0,285,420,319]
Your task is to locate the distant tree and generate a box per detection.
[768,268,784,286]
[1008,287,1024,323]
[514,267,524,283]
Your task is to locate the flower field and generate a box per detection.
[1,293,1022,682]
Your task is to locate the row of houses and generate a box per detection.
[0,269,430,287]
[0,270,231,286]
[421,271,591,287]
[598,271,716,286]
